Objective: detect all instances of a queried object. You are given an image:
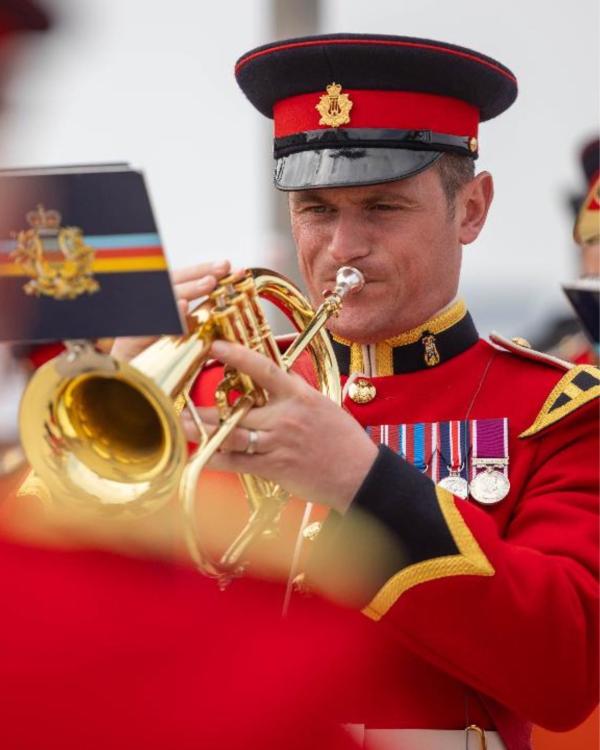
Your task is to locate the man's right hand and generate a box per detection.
[111,260,234,362]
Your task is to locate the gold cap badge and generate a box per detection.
[315,82,353,128]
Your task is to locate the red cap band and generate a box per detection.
[273,89,479,139]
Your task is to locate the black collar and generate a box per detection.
[331,300,479,376]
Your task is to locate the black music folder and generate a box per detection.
[0,163,183,342]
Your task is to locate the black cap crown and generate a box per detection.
[235,34,518,190]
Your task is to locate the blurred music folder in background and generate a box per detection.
[0,163,183,342]
[562,278,600,345]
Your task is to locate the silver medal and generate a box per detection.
[469,468,510,505]
[438,474,469,499]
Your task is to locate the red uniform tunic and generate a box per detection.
[302,302,599,749]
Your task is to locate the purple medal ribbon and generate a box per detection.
[469,418,510,503]
[470,419,508,474]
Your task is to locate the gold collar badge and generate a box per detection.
[11,204,99,300]
[421,333,441,367]
[316,82,353,128]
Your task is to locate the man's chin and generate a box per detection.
[327,316,377,345]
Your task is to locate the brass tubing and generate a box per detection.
[282,294,341,370]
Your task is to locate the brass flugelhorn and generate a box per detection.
[18,266,364,579]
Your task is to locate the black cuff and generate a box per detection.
[353,445,459,565]
[306,446,459,606]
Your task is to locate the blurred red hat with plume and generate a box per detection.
[0,0,50,38]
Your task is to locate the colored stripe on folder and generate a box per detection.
[0,255,166,275]
[0,233,162,254]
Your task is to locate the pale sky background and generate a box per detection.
[1,0,598,340]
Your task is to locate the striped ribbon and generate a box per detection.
[366,418,509,486]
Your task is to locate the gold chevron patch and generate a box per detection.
[520,365,600,438]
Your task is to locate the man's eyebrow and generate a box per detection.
[290,190,415,207]
[360,191,414,204]
[290,190,415,205]
[290,191,330,204]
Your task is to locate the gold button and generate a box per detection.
[468,136,478,153]
[348,377,377,404]
[511,336,532,348]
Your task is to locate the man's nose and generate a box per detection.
[326,212,371,265]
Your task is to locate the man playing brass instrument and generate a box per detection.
[117,35,599,750]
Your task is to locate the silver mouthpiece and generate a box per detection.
[334,266,365,297]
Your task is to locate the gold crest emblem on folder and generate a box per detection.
[11,204,99,300]
[315,82,353,128]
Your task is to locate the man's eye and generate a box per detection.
[304,205,331,214]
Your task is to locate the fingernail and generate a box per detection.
[212,260,229,272]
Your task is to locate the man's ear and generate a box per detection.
[457,171,494,246]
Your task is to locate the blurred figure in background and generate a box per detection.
[563,137,600,364]
[534,139,599,750]
[572,137,599,281]
[0,0,48,43]
[536,136,599,363]
[532,146,600,750]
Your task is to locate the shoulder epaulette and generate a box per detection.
[489,332,573,370]
[489,332,599,437]
[519,365,600,437]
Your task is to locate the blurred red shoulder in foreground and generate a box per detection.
[0,533,365,750]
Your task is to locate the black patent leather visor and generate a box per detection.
[274,148,442,191]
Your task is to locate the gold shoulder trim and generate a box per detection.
[362,487,494,622]
[520,365,600,438]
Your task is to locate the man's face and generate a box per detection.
[289,165,465,344]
